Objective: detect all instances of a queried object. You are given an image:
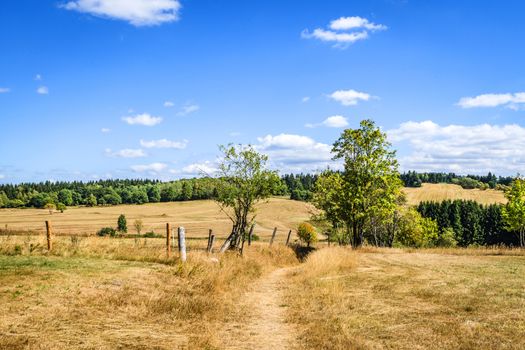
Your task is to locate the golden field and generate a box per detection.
[403,183,507,205]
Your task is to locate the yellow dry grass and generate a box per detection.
[403,183,507,205]
[285,247,525,349]
[0,235,298,350]
[0,197,315,240]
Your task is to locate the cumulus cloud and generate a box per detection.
[0,174,5,179]
[105,148,146,158]
[0,88,10,93]
[131,162,167,173]
[101,128,111,133]
[457,92,525,109]
[388,120,525,174]
[37,86,49,95]
[163,100,174,107]
[140,138,188,149]
[122,113,162,126]
[177,104,200,116]
[329,89,372,106]
[306,115,349,128]
[60,0,181,26]
[35,74,42,81]
[302,16,386,48]
[256,134,336,172]
[181,161,218,175]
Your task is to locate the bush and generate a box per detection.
[436,227,457,247]
[297,222,318,247]
[97,227,117,237]
[56,203,66,213]
[143,231,159,238]
[395,208,439,248]
[117,214,127,233]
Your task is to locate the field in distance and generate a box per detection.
[0,197,315,239]
[403,183,506,206]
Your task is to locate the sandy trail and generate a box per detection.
[218,267,297,349]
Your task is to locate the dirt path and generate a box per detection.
[218,267,297,349]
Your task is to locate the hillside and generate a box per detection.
[403,183,507,206]
[0,198,315,239]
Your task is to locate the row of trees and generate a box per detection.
[401,170,513,189]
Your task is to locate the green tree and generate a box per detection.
[57,189,73,206]
[297,222,318,247]
[117,214,127,233]
[85,194,97,207]
[147,185,161,203]
[56,202,67,213]
[315,119,403,247]
[215,144,282,250]
[502,178,525,247]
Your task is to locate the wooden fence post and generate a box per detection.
[166,223,171,257]
[248,224,255,246]
[207,229,213,252]
[208,234,215,253]
[45,221,52,251]
[269,227,277,246]
[178,227,187,262]
[285,229,292,246]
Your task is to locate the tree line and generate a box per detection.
[401,170,513,189]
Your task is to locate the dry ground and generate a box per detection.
[0,198,315,240]
[403,183,506,205]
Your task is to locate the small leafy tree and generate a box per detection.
[44,202,55,214]
[117,214,127,233]
[297,222,318,247]
[502,178,525,247]
[133,219,143,235]
[215,144,282,250]
[86,194,97,207]
[56,202,66,213]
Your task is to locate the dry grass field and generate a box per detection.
[0,198,315,240]
[403,183,507,205]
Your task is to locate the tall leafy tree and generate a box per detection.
[502,178,525,247]
[215,144,282,250]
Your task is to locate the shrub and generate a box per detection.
[143,231,158,238]
[133,219,143,235]
[117,214,127,233]
[436,227,457,247]
[297,222,318,247]
[56,203,66,213]
[97,227,117,237]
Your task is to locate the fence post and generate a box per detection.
[45,221,52,251]
[166,223,171,257]
[208,234,215,253]
[247,224,255,246]
[269,227,277,246]
[178,227,187,262]
[285,229,292,246]
[207,229,213,252]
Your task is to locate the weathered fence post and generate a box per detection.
[248,224,255,246]
[269,227,277,246]
[178,226,187,262]
[285,229,292,246]
[166,223,171,257]
[172,228,176,250]
[45,221,52,251]
[208,234,215,253]
[207,229,213,252]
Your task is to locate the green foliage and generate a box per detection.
[97,227,116,237]
[502,178,525,247]
[57,189,73,206]
[314,119,403,247]
[394,208,438,248]
[56,202,66,213]
[297,222,318,247]
[215,144,282,249]
[85,194,97,207]
[436,227,457,247]
[117,214,127,233]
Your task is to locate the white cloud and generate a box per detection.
[105,148,146,158]
[177,104,200,116]
[229,131,241,137]
[122,113,162,126]
[256,134,335,172]
[301,96,310,103]
[35,74,42,81]
[329,16,387,31]
[306,115,349,128]
[388,120,525,174]
[61,0,181,26]
[101,128,111,133]
[37,86,49,95]
[329,89,372,106]
[131,162,167,173]
[164,100,174,107]
[302,16,386,48]
[181,161,218,175]
[457,92,525,109]
[0,88,10,93]
[140,138,188,149]
[0,174,5,179]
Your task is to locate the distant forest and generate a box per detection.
[0,171,515,209]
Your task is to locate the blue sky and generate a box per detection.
[2,0,525,183]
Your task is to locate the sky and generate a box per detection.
[2,0,525,183]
